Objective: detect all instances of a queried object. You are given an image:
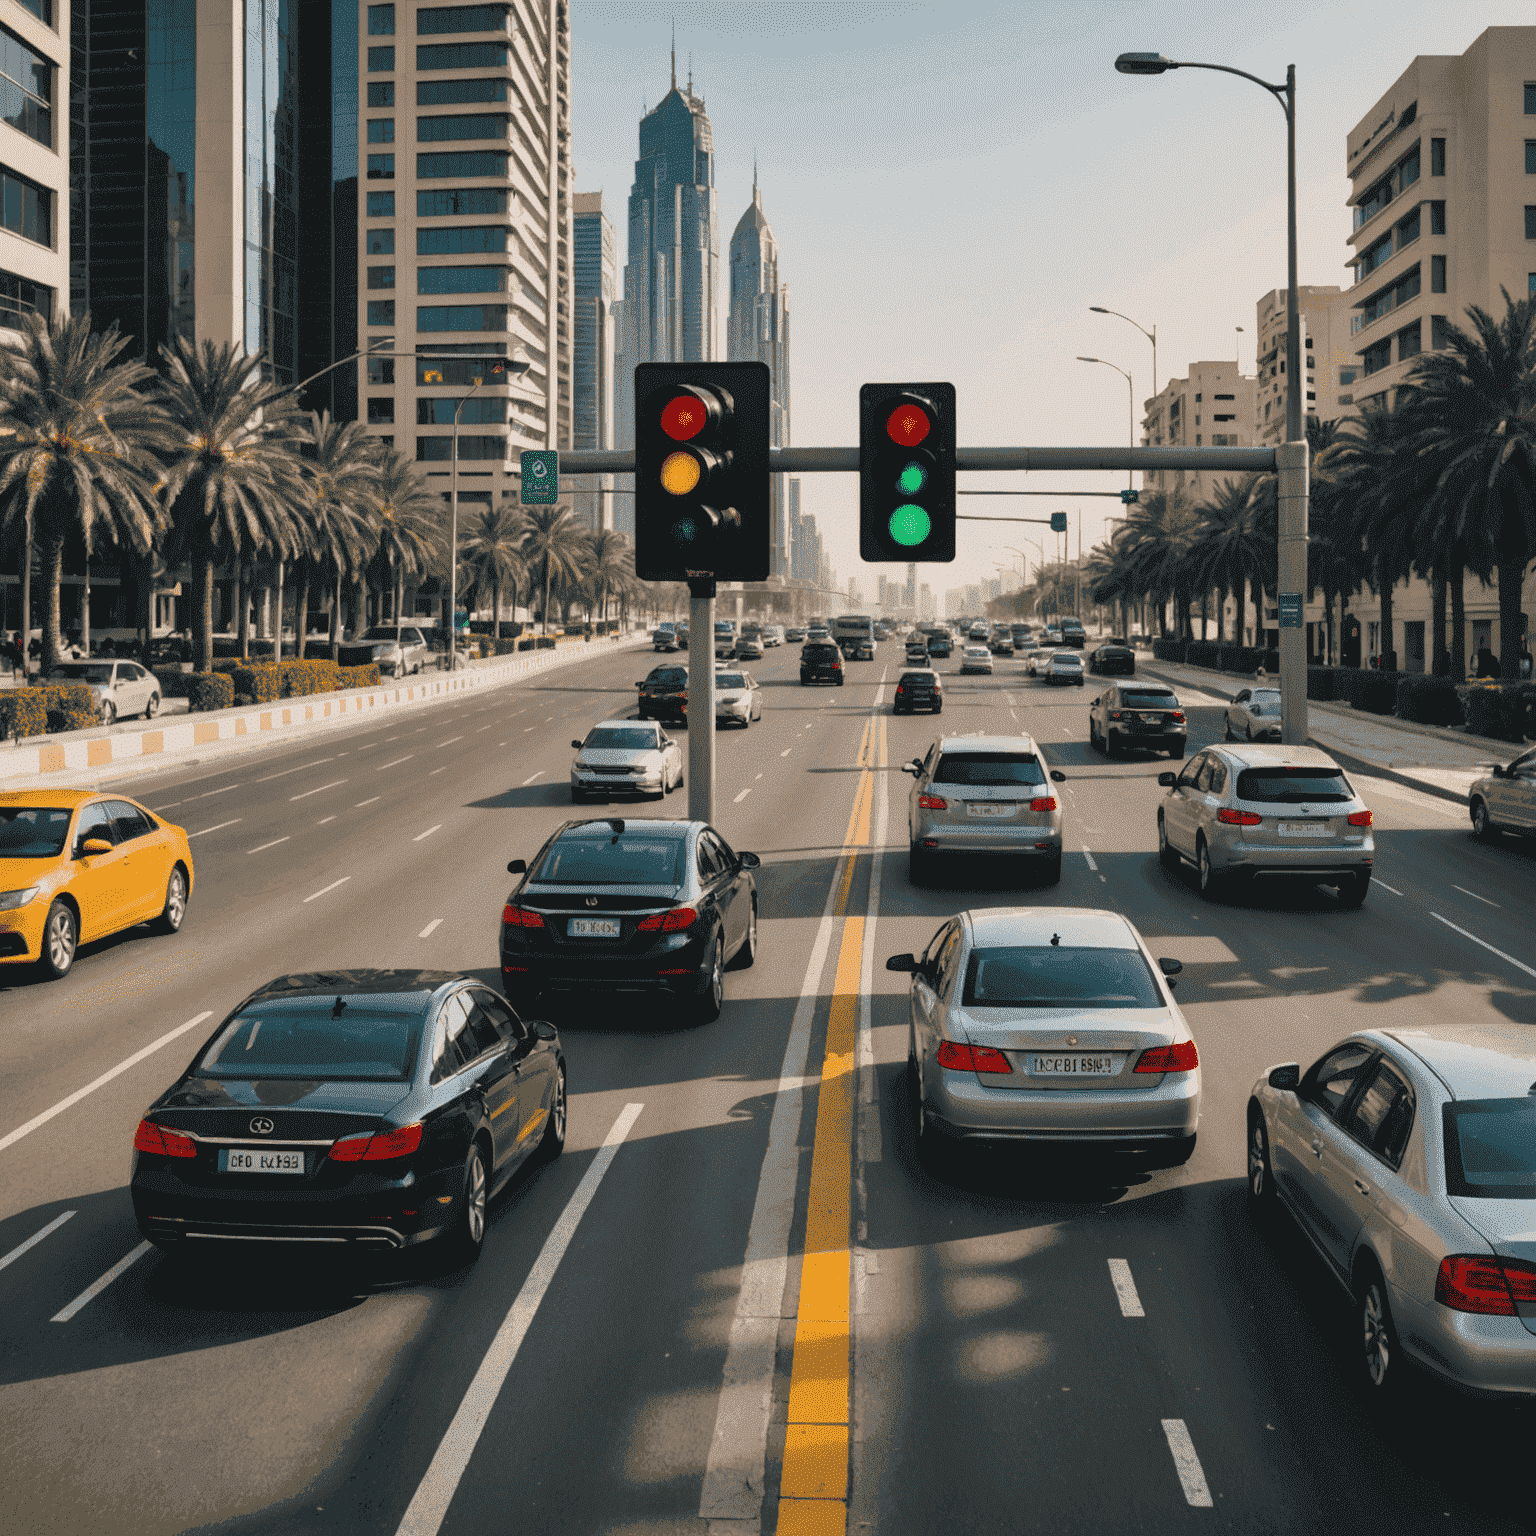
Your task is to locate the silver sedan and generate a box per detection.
[1225,686,1283,742]
[891,907,1198,1172]
[569,720,683,802]
[1468,745,1536,841]
[1247,1023,1536,1400]
[714,669,762,728]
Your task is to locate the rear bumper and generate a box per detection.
[913,828,1062,857]
[1397,1293,1536,1397]
[1210,830,1373,875]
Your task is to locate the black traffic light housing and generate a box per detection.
[1050,511,1067,533]
[1120,488,1140,504]
[859,382,956,563]
[634,362,771,583]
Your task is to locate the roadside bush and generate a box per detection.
[232,664,281,704]
[1306,667,1336,701]
[340,663,381,688]
[1336,668,1402,715]
[189,672,234,713]
[1185,640,1220,669]
[489,637,522,657]
[536,635,556,650]
[1457,682,1536,742]
[517,638,537,652]
[1395,674,1463,727]
[278,659,341,697]
[154,666,194,698]
[211,658,242,675]
[0,689,47,739]
[29,682,97,733]
[1151,638,1187,663]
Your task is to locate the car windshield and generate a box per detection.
[361,627,404,640]
[646,668,687,686]
[533,833,685,886]
[1051,654,1081,665]
[933,752,1044,787]
[194,998,427,1081]
[1235,767,1352,803]
[716,673,747,690]
[48,664,114,684]
[0,807,73,858]
[584,727,659,750]
[1248,691,1283,717]
[1122,691,1176,709]
[963,946,1163,1008]
[1443,1099,1536,1199]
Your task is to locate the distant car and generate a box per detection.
[1011,625,1033,647]
[988,633,1014,656]
[45,660,162,724]
[734,635,765,661]
[968,625,989,643]
[1156,744,1374,904]
[714,669,763,728]
[636,664,689,723]
[800,642,844,686]
[355,625,430,677]
[1088,640,1135,676]
[904,641,930,666]
[892,669,943,715]
[570,719,684,801]
[806,626,831,642]
[925,632,953,659]
[714,623,738,659]
[760,625,784,648]
[960,646,993,675]
[1042,626,1063,645]
[1060,619,1087,649]
[653,624,681,652]
[784,627,806,643]
[1468,746,1536,841]
[892,908,1197,1173]
[1020,643,1045,675]
[1089,683,1187,758]
[1225,687,1283,742]
[1245,1022,1536,1399]
[1043,651,1085,687]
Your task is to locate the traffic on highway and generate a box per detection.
[0,626,1531,1536]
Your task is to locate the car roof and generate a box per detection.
[936,733,1041,755]
[0,788,117,809]
[1119,681,1172,692]
[249,969,464,1002]
[964,906,1140,949]
[899,668,938,678]
[1380,1024,1536,1100]
[590,718,660,731]
[556,816,693,839]
[1216,744,1341,770]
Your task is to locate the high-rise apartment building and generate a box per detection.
[571,187,614,533]
[1140,360,1256,509]
[1253,285,1348,444]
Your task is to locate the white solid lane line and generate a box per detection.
[780,748,792,757]
[290,779,347,801]
[733,787,751,803]
[414,825,442,842]
[1453,884,1499,908]
[436,737,463,748]
[419,918,443,939]
[1107,1258,1144,1317]
[356,796,381,807]
[1431,913,1536,980]
[0,1012,213,1157]
[0,1210,75,1274]
[254,758,335,783]
[1373,878,1403,894]
[1161,1419,1214,1507]
[247,836,291,855]
[378,756,414,770]
[188,819,241,839]
[1082,847,1099,872]
[318,816,337,826]
[522,770,545,785]
[302,877,351,904]
[52,1241,153,1323]
[394,1103,644,1536]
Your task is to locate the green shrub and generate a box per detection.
[277,659,342,697]
[1185,640,1220,669]
[1306,667,1335,701]
[153,666,193,698]
[1395,674,1463,727]
[490,637,522,656]
[0,689,47,739]
[189,672,235,713]
[1335,668,1402,715]
[340,663,381,688]
[1457,682,1536,742]
[232,663,281,704]
[28,682,98,733]
[211,658,242,675]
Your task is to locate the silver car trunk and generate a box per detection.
[956,1005,1177,1089]
[1447,1197,1536,1337]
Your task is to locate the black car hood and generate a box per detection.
[158,1078,413,1112]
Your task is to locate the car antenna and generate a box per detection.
[332,995,347,1018]
[608,818,625,841]
[1050,933,1060,946]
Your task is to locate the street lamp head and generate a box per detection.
[1076,356,1102,365]
[1115,51,1175,75]
[1089,306,1109,314]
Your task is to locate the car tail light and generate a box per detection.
[1435,1254,1536,1315]
[895,685,905,694]
[917,793,947,810]
[1217,809,1262,826]
[637,905,698,932]
[133,1119,197,1158]
[1133,1040,1200,1074]
[502,904,545,928]
[1169,710,1185,723]
[330,1123,425,1163]
[1347,810,1373,828]
[935,1041,1012,1074]
[1030,797,1057,813]
[1108,710,1124,720]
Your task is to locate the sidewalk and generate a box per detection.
[1140,656,1523,807]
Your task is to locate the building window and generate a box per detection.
[15,0,51,24]
[416,41,507,69]
[368,5,395,32]
[0,163,51,246]
[1528,206,1536,240]
[1195,434,1202,446]
[367,300,396,326]
[1428,201,1444,236]
[417,303,508,331]
[1395,206,1420,249]
[367,119,394,143]
[1354,263,1421,333]
[417,187,507,218]
[1213,413,1235,422]
[0,265,51,329]
[417,4,510,34]
[0,24,55,149]
[1353,144,1421,231]
[366,191,395,216]
[1356,230,1393,282]
[1306,392,1316,402]
[367,45,395,70]
[1528,142,1536,175]
[367,355,395,384]
[1430,253,1446,293]
[1527,84,1536,114]
[1431,314,1450,349]
[1361,337,1392,376]
[418,265,504,294]
[367,81,394,107]
[417,225,507,255]
[366,153,394,179]
[416,434,507,461]
[1431,137,1445,175]
[1396,319,1422,362]
[1339,367,1358,386]
[1338,395,1354,406]
[417,113,506,142]
[416,396,506,424]
[417,150,507,179]
[1214,393,1234,400]
[367,397,395,424]
[417,77,507,105]
[366,227,394,254]
[367,266,395,289]
[1531,273,1536,295]
[415,349,507,385]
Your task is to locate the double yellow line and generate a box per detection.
[777,709,884,1535]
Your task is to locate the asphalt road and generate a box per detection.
[0,638,1531,1535]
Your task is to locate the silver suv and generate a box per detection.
[903,734,1067,886]
[1156,744,1374,904]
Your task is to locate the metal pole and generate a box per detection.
[686,579,716,825]
[447,373,486,674]
[1278,62,1308,743]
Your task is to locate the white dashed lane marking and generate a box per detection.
[1453,884,1499,908]
[0,1211,74,1274]
[420,919,443,939]
[1161,1419,1213,1507]
[356,796,381,807]
[188,819,241,839]
[414,825,442,842]
[302,877,351,904]
[52,1241,153,1322]
[247,837,290,854]
[1107,1258,1144,1317]
[290,779,346,801]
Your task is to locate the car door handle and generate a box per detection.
[1353,1178,1371,1197]
[1311,1139,1323,1158]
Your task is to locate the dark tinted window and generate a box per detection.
[963,946,1163,1008]
[645,667,687,686]
[197,998,427,1080]
[461,994,504,1057]
[1236,767,1352,803]
[1207,759,1229,794]
[933,753,1045,787]
[696,836,723,880]
[802,645,840,659]
[1443,1099,1536,1199]
[716,673,747,690]
[899,671,937,684]
[73,802,117,850]
[431,994,473,1080]
[1345,1061,1414,1166]
[534,834,684,886]
[48,663,114,684]
[474,987,523,1040]
[0,806,71,857]
[1121,690,1176,708]
[1306,1042,1374,1118]
[107,801,153,843]
[584,727,660,750]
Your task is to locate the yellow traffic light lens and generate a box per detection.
[661,450,701,496]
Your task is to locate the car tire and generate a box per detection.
[1158,814,1180,871]
[1223,719,1236,741]
[443,1143,489,1267]
[1247,1108,1278,1215]
[729,898,758,970]
[1339,870,1371,908]
[1246,720,1255,742]
[908,1056,945,1174]
[1196,836,1225,901]
[933,703,942,714]
[1471,798,1494,841]
[690,934,725,1025]
[1106,730,1122,759]
[537,1063,567,1163]
[836,677,844,686]
[570,787,585,803]
[1357,1262,1408,1401]
[1167,741,1186,759]
[99,700,116,726]
[39,900,78,981]
[144,691,160,720]
[909,845,932,887]
[1040,852,1062,886]
[154,865,189,936]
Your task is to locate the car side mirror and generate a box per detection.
[1157,772,1177,787]
[901,762,920,776]
[885,953,917,972]
[531,1020,559,1043]
[80,838,113,856]
[571,739,583,750]
[507,859,526,875]
[1050,770,1066,783]
[738,851,761,869]
[1268,1063,1301,1092]
[635,681,644,687]
[1158,957,1183,976]
[1491,763,1507,778]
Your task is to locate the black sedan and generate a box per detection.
[130,970,565,1266]
[500,817,759,1024]
[1088,640,1136,675]
[892,668,943,714]
[637,663,689,723]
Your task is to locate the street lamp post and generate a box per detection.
[446,371,490,674]
[1077,356,1135,493]
[1115,49,1307,744]
[1088,306,1156,400]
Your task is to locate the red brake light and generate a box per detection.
[935,1041,1012,1074]
[895,685,905,694]
[637,905,699,932]
[1107,710,1124,720]
[133,1118,197,1158]
[1435,1254,1536,1315]
[1133,1040,1200,1074]
[1170,710,1186,723]
[502,904,545,928]
[330,1123,425,1163]
[917,793,947,810]
[1347,810,1373,827]
[1030,797,1057,813]
[1217,809,1262,826]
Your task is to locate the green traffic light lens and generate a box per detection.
[888,503,932,547]
[896,461,927,496]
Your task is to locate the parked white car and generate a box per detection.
[45,660,161,724]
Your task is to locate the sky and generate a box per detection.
[570,0,1532,600]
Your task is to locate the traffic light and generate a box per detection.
[634,362,770,583]
[859,382,956,563]
[1050,511,1067,533]
[1120,488,1140,504]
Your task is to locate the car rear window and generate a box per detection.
[803,645,840,659]
[49,664,115,684]
[1121,690,1176,709]
[1235,767,1352,803]
[963,946,1163,1008]
[194,998,427,1080]
[933,752,1044,787]
[1443,1099,1536,1199]
[584,727,659,750]
[899,671,937,684]
[534,833,684,886]
[0,807,73,858]
[645,667,687,686]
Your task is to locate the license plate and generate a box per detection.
[1030,1055,1118,1076]
[1279,822,1334,837]
[968,803,1012,817]
[569,917,621,937]
[223,1149,304,1174]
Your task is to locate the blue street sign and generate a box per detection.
[1278,593,1303,629]
[520,450,559,505]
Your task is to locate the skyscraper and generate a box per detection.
[572,189,615,533]
[726,170,789,575]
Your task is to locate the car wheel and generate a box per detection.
[1158,814,1180,871]
[1106,730,1122,759]
[537,1063,567,1163]
[908,844,932,886]
[1471,798,1494,840]
[909,1056,949,1174]
[394,661,405,680]
[729,898,758,970]
[39,900,77,981]
[154,865,189,935]
[933,703,942,714]
[443,1143,489,1267]
[1245,720,1255,742]
[1223,718,1236,741]
[837,677,844,686]
[690,934,725,1024]
[570,787,585,803]
[1339,870,1371,908]
[99,700,116,726]
[1247,1108,1277,1214]
[1196,836,1225,901]
[1039,852,1062,886]
[1357,1264,1407,1400]
[1167,741,1186,759]
[144,691,160,720]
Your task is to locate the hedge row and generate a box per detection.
[1154,638,1280,674]
[0,689,48,738]
[1457,681,1536,742]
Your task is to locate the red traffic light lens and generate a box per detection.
[886,402,931,448]
[662,395,708,442]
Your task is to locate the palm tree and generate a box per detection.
[459,503,527,638]
[1114,490,1197,638]
[584,528,635,629]
[521,504,590,634]
[370,450,440,628]
[155,337,310,670]
[0,314,170,676]
[297,412,382,661]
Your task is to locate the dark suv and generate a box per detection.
[800,643,845,686]
[637,665,689,722]
[1060,619,1086,649]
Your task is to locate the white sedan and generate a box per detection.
[1043,651,1086,687]
[959,645,994,675]
[715,669,763,728]
[45,660,162,723]
[569,720,683,802]
[1225,686,1283,742]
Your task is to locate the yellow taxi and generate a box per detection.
[0,789,194,980]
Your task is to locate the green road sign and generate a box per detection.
[1278,593,1303,628]
[520,449,559,505]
